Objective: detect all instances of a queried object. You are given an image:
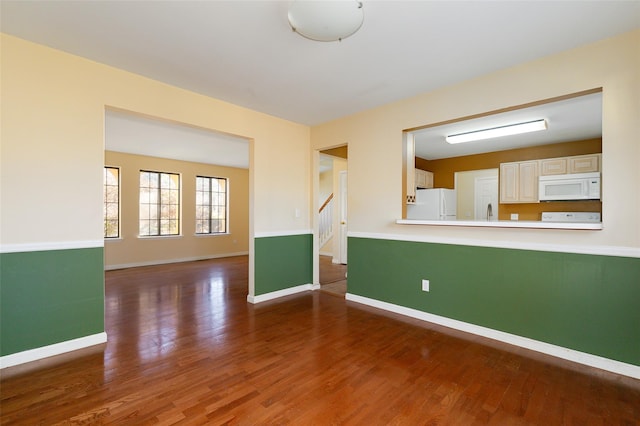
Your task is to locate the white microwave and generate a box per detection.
[538,172,601,201]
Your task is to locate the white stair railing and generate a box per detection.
[319,194,334,248]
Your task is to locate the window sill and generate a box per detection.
[194,233,231,237]
[137,235,183,240]
[396,219,603,230]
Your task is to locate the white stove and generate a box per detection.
[541,212,601,223]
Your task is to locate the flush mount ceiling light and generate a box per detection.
[288,0,364,42]
[445,119,548,144]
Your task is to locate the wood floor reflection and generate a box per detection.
[1,255,639,424]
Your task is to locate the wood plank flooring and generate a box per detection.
[319,255,347,297]
[319,255,347,285]
[1,255,639,424]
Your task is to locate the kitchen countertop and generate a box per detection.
[396,218,603,230]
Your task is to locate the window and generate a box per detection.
[139,170,180,236]
[196,176,227,234]
[104,166,120,238]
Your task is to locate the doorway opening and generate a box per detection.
[103,108,251,277]
[454,169,499,221]
[317,145,347,297]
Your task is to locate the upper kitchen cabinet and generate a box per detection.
[569,153,600,173]
[540,153,601,176]
[415,169,434,189]
[500,160,539,203]
[539,158,567,175]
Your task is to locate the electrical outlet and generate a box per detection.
[422,279,430,292]
[510,213,519,221]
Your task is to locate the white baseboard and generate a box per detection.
[105,252,249,270]
[0,332,108,369]
[247,283,313,304]
[319,251,333,257]
[345,293,640,380]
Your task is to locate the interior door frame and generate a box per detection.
[338,170,348,264]
[312,146,348,289]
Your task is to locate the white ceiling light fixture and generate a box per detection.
[445,119,548,144]
[288,0,364,42]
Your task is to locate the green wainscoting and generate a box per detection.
[254,234,312,295]
[0,247,105,356]
[348,237,640,366]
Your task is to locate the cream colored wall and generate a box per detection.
[1,34,310,295]
[1,36,106,246]
[319,170,333,204]
[311,30,640,252]
[1,34,310,248]
[104,151,249,268]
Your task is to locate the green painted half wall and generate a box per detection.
[254,234,312,295]
[1,247,105,356]
[348,237,640,366]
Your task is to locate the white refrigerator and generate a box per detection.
[407,188,457,220]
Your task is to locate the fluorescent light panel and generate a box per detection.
[446,119,547,144]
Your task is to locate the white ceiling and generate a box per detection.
[413,92,602,160]
[2,1,638,127]
[1,1,637,164]
[105,110,250,168]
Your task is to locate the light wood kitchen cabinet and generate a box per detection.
[500,162,519,203]
[540,158,567,175]
[500,160,539,203]
[518,161,539,202]
[569,153,600,173]
[540,153,600,176]
[415,169,434,189]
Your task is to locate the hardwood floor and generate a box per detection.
[319,255,347,284]
[1,255,639,424]
[319,255,347,297]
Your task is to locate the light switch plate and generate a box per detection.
[422,279,430,292]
